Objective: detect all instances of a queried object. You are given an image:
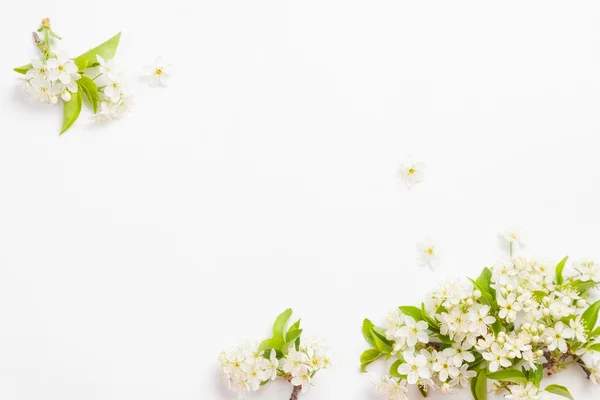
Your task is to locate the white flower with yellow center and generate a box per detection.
[417,237,439,268]
[397,156,425,188]
[143,56,172,87]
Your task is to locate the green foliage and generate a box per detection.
[544,384,574,400]
[360,349,382,372]
[362,318,376,347]
[258,309,304,355]
[421,303,439,330]
[78,76,99,113]
[399,305,424,321]
[60,91,82,135]
[389,358,404,378]
[13,64,32,74]
[581,300,600,332]
[474,370,487,400]
[587,343,600,352]
[555,256,569,285]
[486,369,528,385]
[371,328,393,353]
[72,32,122,70]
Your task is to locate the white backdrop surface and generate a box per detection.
[2,1,600,399]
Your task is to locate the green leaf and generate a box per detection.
[532,291,547,301]
[362,319,376,347]
[476,267,493,294]
[590,326,600,338]
[475,370,487,400]
[272,308,293,340]
[371,328,393,353]
[285,328,302,344]
[468,278,494,306]
[588,343,600,352]
[389,358,403,378]
[360,349,382,372]
[77,76,100,113]
[531,364,543,387]
[581,300,600,331]
[258,339,274,352]
[60,91,82,135]
[486,369,528,385]
[289,319,301,332]
[569,280,600,293]
[555,256,569,285]
[421,303,439,330]
[544,384,574,400]
[491,320,502,336]
[14,63,32,74]
[470,373,478,400]
[399,306,424,321]
[72,32,122,70]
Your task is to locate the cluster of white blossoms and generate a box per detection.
[219,338,332,396]
[364,243,600,400]
[25,53,80,104]
[90,55,133,124]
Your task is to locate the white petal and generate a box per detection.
[59,72,71,84]
[67,81,78,92]
[46,58,58,69]
[61,91,71,102]
[65,61,78,74]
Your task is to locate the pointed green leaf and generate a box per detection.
[285,328,302,344]
[72,32,122,70]
[362,318,376,347]
[475,370,487,400]
[14,63,32,74]
[545,384,574,400]
[371,328,393,353]
[590,326,600,338]
[569,280,600,293]
[531,364,543,387]
[421,303,439,330]
[555,256,569,285]
[582,300,600,331]
[468,278,494,306]
[258,339,274,352]
[389,358,404,378]
[289,319,301,332]
[60,91,82,135]
[359,349,382,372]
[588,343,600,352]
[486,368,528,384]
[399,306,424,321]
[272,308,293,340]
[77,76,99,113]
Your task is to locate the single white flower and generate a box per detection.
[143,56,172,87]
[374,375,409,400]
[241,362,268,391]
[30,77,60,104]
[569,317,587,343]
[544,321,573,353]
[432,353,459,382]
[501,225,525,247]
[397,156,425,188]
[103,72,128,103]
[443,342,475,367]
[398,351,431,384]
[26,58,50,80]
[468,304,496,336]
[505,383,541,400]
[290,365,311,390]
[582,353,600,384]
[263,349,279,381]
[417,237,439,268]
[449,364,477,388]
[398,317,429,347]
[97,55,117,75]
[114,94,135,118]
[47,52,78,84]
[90,101,118,124]
[282,347,309,377]
[497,293,522,322]
[482,342,511,372]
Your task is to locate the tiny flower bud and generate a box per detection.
[498,331,506,337]
[537,349,544,357]
[545,337,553,345]
[507,351,515,359]
[523,323,531,331]
[532,335,540,343]
[441,383,450,393]
[542,308,550,316]
[473,290,482,299]
[61,91,71,102]
[49,95,58,105]
[497,336,506,344]
[538,324,546,332]
[466,298,474,306]
[506,284,514,291]
[500,288,508,295]
[41,18,51,29]
[577,299,587,308]
[516,287,524,294]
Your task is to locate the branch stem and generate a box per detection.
[289,385,302,400]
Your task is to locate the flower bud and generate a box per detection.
[50,95,58,105]
[522,323,531,331]
[542,308,550,316]
[42,18,51,29]
[538,324,546,332]
[507,351,516,359]
[466,298,474,306]
[516,287,524,294]
[441,383,450,393]
[537,349,544,357]
[545,337,553,345]
[61,90,71,102]
[473,290,482,299]
[506,284,514,291]
[532,335,540,343]
[577,299,587,308]
[497,336,506,344]
[500,288,508,295]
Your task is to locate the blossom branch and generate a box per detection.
[289,385,302,400]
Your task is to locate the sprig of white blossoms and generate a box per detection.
[219,309,332,398]
[15,18,127,134]
[362,235,600,400]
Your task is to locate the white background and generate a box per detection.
[2,1,600,399]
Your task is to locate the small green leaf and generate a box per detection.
[399,306,424,321]
[555,256,569,285]
[258,339,274,352]
[371,328,393,353]
[285,328,302,344]
[475,370,487,400]
[421,303,439,330]
[360,349,382,372]
[60,91,83,135]
[272,308,293,340]
[468,278,494,306]
[72,32,122,70]
[532,291,547,301]
[588,343,600,352]
[78,76,100,113]
[289,319,301,332]
[362,319,376,347]
[476,267,493,294]
[470,373,478,399]
[14,63,32,74]
[582,300,600,331]
[389,358,403,378]
[491,320,502,336]
[590,326,600,338]
[545,384,574,400]
[486,368,528,385]
[531,364,543,387]
[569,280,600,293]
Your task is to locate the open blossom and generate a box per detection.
[144,56,172,87]
[468,304,496,335]
[501,225,525,247]
[443,342,475,367]
[397,156,425,188]
[505,383,541,400]
[416,237,439,268]
[583,353,600,384]
[544,322,573,353]
[483,343,511,372]
[497,293,522,322]
[374,375,409,400]
[432,353,459,382]
[398,317,429,347]
[398,351,431,384]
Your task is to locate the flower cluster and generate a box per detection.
[15,18,125,134]
[362,238,600,400]
[219,309,332,398]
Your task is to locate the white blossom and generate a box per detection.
[374,375,409,400]
[417,237,439,268]
[398,351,431,384]
[397,156,425,188]
[143,56,172,87]
[501,225,525,247]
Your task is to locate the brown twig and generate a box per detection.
[576,358,593,380]
[289,385,302,400]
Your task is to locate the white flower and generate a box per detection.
[569,317,587,343]
[90,102,118,124]
[103,72,128,103]
[544,321,574,353]
[398,351,431,384]
[397,156,425,188]
[282,347,309,377]
[113,94,135,118]
[97,55,117,75]
[482,343,511,372]
[497,293,522,322]
[263,350,279,381]
[443,342,475,367]
[241,362,268,391]
[582,353,600,384]
[47,52,78,84]
[501,225,524,247]
[143,56,172,87]
[432,353,459,382]
[30,77,60,104]
[416,237,439,268]
[26,58,50,80]
[468,304,496,336]
[505,383,541,400]
[290,365,311,389]
[398,317,429,347]
[449,364,477,388]
[374,375,409,400]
